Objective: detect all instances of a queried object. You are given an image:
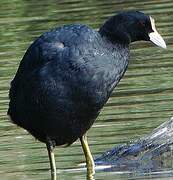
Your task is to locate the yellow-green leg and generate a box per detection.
[46,139,57,180]
[80,134,95,177]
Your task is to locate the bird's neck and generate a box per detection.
[98,24,131,45]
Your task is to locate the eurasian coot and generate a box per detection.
[8,11,166,176]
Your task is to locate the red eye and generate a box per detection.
[139,21,145,27]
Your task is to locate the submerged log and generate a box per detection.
[95,117,173,172]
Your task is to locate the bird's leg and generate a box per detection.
[80,134,95,177]
[46,137,57,180]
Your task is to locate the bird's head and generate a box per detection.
[99,11,166,49]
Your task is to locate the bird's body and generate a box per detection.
[8,11,166,177]
[8,24,129,146]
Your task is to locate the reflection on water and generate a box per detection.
[0,0,173,179]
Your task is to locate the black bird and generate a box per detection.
[8,11,166,176]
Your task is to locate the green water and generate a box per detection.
[0,0,173,179]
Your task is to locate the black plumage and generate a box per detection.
[8,23,130,145]
[8,11,166,175]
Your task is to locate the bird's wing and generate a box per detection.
[15,24,98,74]
[9,24,102,100]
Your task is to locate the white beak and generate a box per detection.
[149,17,167,49]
